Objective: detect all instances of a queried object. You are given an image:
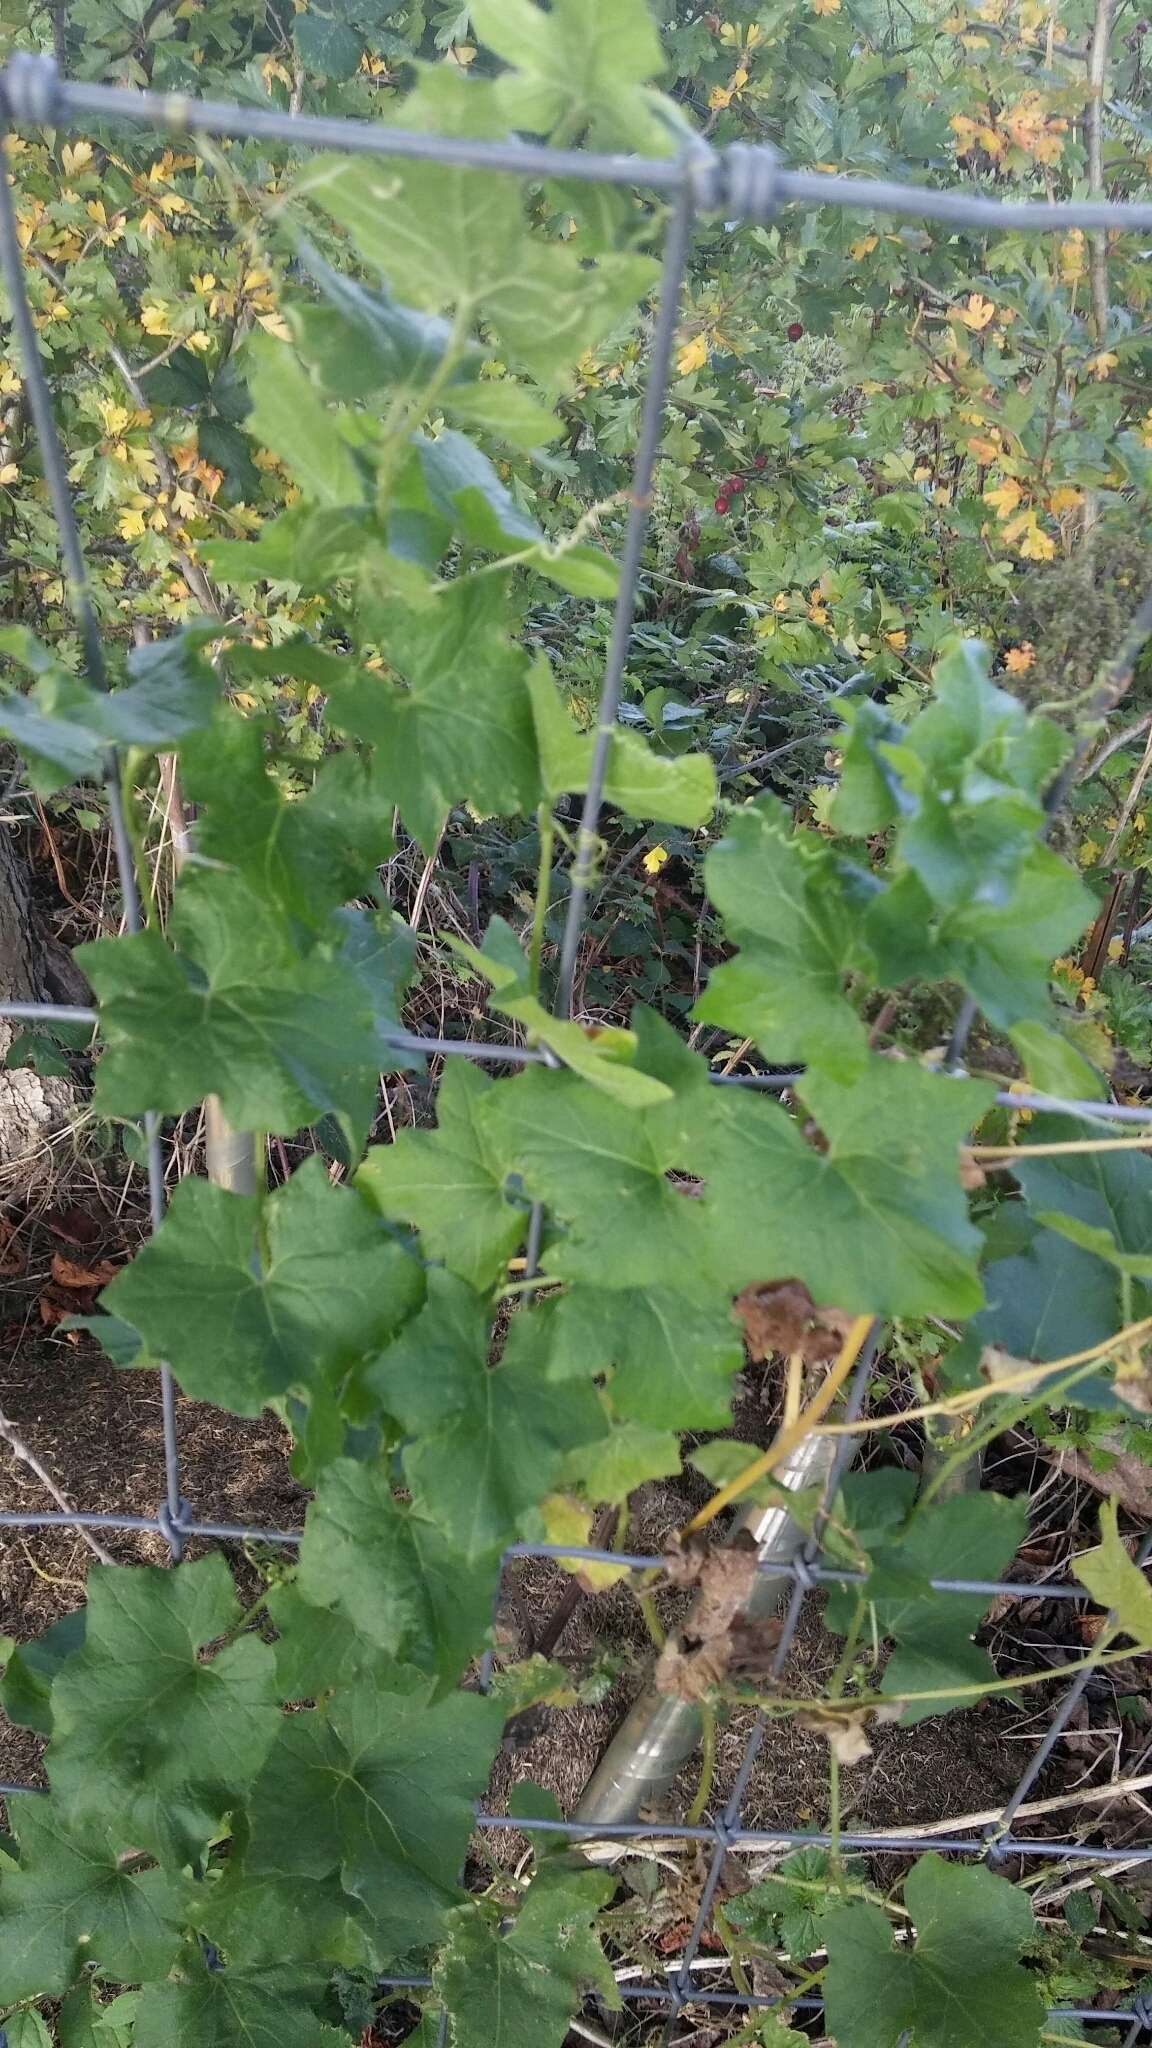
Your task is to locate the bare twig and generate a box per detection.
[0,1406,116,1565]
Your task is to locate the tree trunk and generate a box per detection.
[0,826,77,1180]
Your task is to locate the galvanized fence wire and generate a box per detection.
[0,46,1149,2037]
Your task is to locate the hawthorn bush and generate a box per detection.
[0,2,1150,2045]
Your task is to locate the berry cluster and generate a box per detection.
[714,450,768,516]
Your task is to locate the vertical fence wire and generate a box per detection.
[0,120,187,1559]
[0,53,1148,2038]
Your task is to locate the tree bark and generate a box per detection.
[0,825,77,1179]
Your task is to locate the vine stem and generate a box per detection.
[972,1134,1152,1159]
[528,803,555,998]
[685,1701,716,1826]
[680,1315,875,1536]
[738,1640,1139,1717]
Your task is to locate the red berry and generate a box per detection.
[753,453,768,471]
[787,321,804,341]
[727,474,745,494]
[714,494,730,514]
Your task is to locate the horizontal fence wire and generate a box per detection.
[0,45,1149,2040]
[2,999,1151,1123]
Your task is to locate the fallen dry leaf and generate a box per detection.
[0,1216,25,1277]
[733,1278,852,1364]
[50,1251,121,1291]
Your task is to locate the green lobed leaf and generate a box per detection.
[0,1607,86,1736]
[202,1667,504,1969]
[103,1158,425,1420]
[435,1862,619,2048]
[297,73,659,391]
[133,1957,349,2048]
[693,796,870,1077]
[822,1853,1045,2048]
[79,869,396,1135]
[0,626,219,795]
[825,1479,1028,1719]
[473,0,669,151]
[0,1803,185,2001]
[328,575,540,855]
[358,1060,524,1291]
[46,1555,280,1863]
[369,1270,608,1562]
[542,1283,742,1429]
[178,713,397,933]
[245,334,363,506]
[527,659,716,828]
[697,1058,996,1319]
[295,1457,496,1687]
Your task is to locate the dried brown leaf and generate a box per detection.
[50,1251,121,1291]
[733,1279,852,1364]
[958,1146,987,1191]
[0,1217,25,1277]
[796,1700,904,1765]
[45,1203,102,1249]
[654,1534,763,1702]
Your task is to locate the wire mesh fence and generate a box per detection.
[0,46,1150,2041]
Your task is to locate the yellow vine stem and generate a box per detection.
[815,1312,1152,1438]
[680,1313,875,1538]
[971,1134,1152,1161]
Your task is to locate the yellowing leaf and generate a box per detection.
[0,462,19,486]
[1086,351,1118,380]
[884,629,907,651]
[677,334,709,377]
[967,435,1001,465]
[643,844,670,876]
[540,1496,627,1589]
[1075,1499,1152,1648]
[850,235,878,260]
[1003,643,1035,674]
[61,140,93,177]
[1048,485,1082,514]
[984,477,1023,519]
[812,0,841,14]
[1058,229,1087,282]
[956,292,996,331]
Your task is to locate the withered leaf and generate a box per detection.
[733,1278,852,1364]
[655,1534,762,1702]
[50,1251,122,1291]
[796,1700,904,1766]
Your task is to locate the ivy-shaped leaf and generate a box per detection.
[46,1556,279,1863]
[0,1607,86,1736]
[133,1958,349,2048]
[0,1804,185,2001]
[698,1057,995,1318]
[835,642,1092,1029]
[369,1270,608,1563]
[0,624,219,795]
[435,1863,619,2048]
[693,796,871,1077]
[298,71,658,392]
[79,870,398,1135]
[1009,1114,1152,1277]
[202,1668,503,1969]
[328,576,540,855]
[357,1060,525,1291]
[824,1478,1027,1719]
[295,1458,496,1687]
[178,713,397,934]
[473,0,671,153]
[541,1283,742,1429]
[103,1158,425,1419]
[822,1854,1045,2048]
